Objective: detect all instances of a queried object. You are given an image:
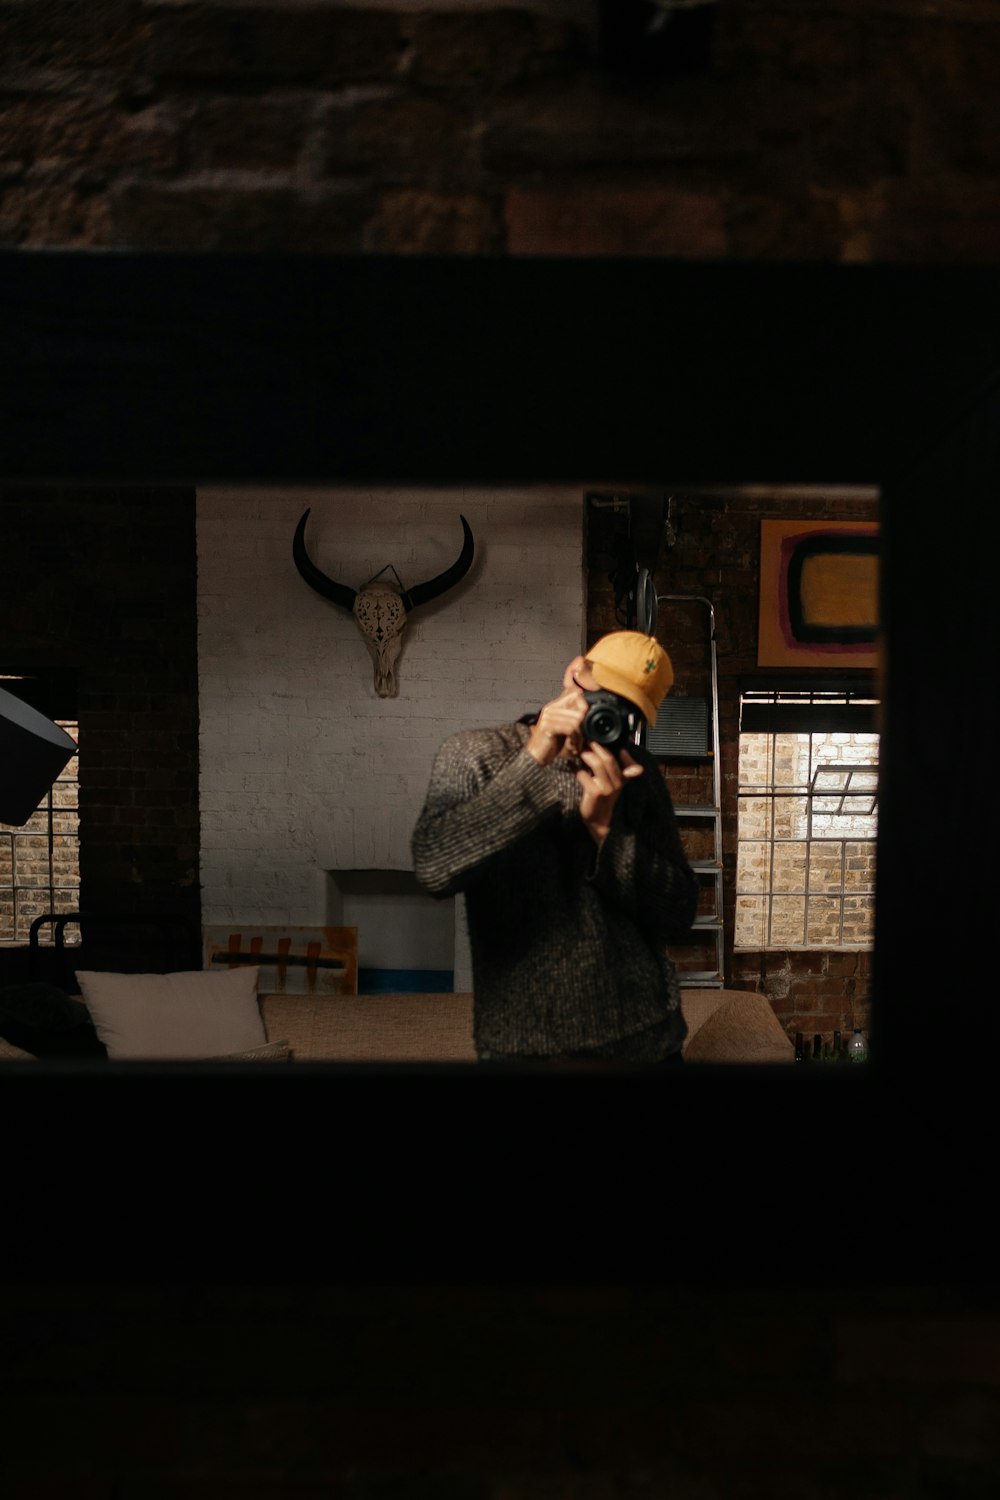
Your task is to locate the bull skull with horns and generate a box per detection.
[293,509,475,697]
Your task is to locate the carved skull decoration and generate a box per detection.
[292,509,475,698]
[353,583,408,696]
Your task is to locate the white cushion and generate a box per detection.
[75,967,267,1060]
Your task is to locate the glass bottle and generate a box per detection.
[846,1027,869,1063]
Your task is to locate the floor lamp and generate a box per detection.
[0,682,77,828]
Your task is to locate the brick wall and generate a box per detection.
[4,1,1000,262]
[0,485,200,979]
[585,486,879,1037]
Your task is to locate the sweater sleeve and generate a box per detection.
[411,730,564,897]
[588,756,698,947]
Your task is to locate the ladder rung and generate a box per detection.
[679,974,725,986]
[693,916,723,930]
[690,860,723,872]
[674,805,721,817]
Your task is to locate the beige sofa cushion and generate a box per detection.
[679,988,733,1047]
[682,989,794,1064]
[260,991,476,1062]
[262,987,791,1064]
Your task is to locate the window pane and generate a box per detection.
[734,895,768,948]
[0,708,79,945]
[739,797,771,837]
[845,842,877,893]
[736,696,877,952]
[739,735,773,786]
[808,843,843,891]
[773,797,809,840]
[772,735,810,785]
[771,841,807,893]
[842,895,875,945]
[14,851,53,889]
[806,897,841,945]
[736,841,769,893]
[769,895,806,946]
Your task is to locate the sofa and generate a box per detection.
[0,979,794,1065]
[258,987,794,1064]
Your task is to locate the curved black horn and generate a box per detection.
[292,508,357,612]
[401,515,475,612]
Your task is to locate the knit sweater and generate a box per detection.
[411,720,698,1059]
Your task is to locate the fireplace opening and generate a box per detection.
[327,869,455,994]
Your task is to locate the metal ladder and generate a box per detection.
[646,593,724,987]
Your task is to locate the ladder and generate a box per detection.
[645,593,724,987]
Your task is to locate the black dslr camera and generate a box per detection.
[580,689,640,752]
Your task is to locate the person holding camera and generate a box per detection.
[411,631,697,1064]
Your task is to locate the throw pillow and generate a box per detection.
[75,966,267,1060]
[0,982,108,1060]
[683,991,795,1064]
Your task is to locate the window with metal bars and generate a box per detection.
[0,676,80,946]
[735,685,879,951]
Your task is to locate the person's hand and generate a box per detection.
[525,684,589,767]
[577,744,644,844]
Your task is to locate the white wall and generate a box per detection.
[196,485,586,982]
[328,870,454,973]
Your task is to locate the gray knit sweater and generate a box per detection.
[411,720,698,1059]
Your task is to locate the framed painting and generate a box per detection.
[203,925,358,997]
[757,519,880,668]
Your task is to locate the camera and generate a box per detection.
[580,689,639,751]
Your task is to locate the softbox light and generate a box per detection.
[0,683,77,827]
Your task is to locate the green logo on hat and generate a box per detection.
[644,657,656,673]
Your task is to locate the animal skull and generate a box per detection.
[292,510,475,698]
[353,583,408,697]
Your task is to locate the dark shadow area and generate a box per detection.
[1,253,996,1291]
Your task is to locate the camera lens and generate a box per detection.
[583,704,623,747]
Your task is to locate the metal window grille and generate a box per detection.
[735,688,879,951]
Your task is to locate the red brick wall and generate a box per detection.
[586,487,879,1038]
[3,2,1000,262]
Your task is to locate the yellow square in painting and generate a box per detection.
[799,551,879,629]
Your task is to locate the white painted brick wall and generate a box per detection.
[197,485,586,981]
